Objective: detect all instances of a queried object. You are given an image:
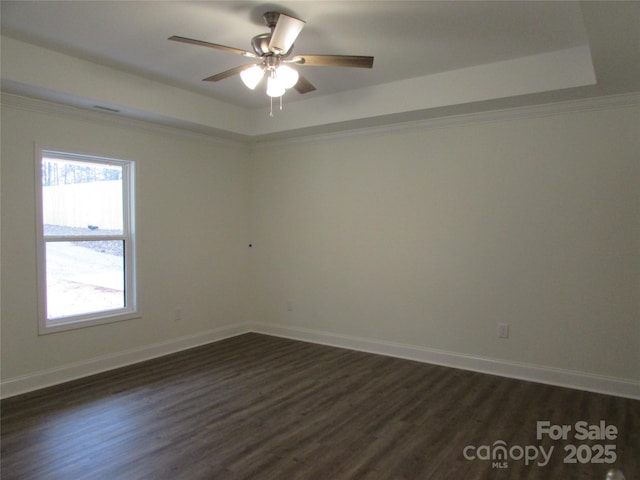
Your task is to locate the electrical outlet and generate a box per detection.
[286,301,293,312]
[175,308,182,321]
[498,323,510,339]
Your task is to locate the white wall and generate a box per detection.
[2,97,638,398]
[1,101,252,394]
[250,105,640,384]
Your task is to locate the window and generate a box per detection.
[36,149,137,333]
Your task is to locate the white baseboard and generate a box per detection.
[250,322,640,400]
[0,323,250,399]
[3,322,637,400]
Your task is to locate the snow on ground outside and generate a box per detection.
[45,225,125,319]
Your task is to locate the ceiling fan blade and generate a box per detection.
[294,73,316,94]
[203,64,255,82]
[268,14,305,55]
[169,35,258,58]
[290,54,374,68]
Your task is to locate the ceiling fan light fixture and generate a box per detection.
[169,10,373,115]
[275,65,299,89]
[240,64,265,89]
[266,75,286,97]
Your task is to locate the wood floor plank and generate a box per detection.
[1,333,638,479]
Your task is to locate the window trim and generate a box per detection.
[35,147,138,334]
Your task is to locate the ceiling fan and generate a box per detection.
[169,11,374,114]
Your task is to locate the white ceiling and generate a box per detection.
[1,1,639,140]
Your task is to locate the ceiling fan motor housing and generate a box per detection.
[251,33,294,57]
[251,33,272,56]
[251,31,295,57]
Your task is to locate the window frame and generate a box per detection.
[35,147,138,334]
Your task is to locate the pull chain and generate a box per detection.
[269,95,284,117]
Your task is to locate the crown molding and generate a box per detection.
[253,92,640,149]
[0,92,250,151]
[3,90,638,151]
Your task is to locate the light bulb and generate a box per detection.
[275,65,299,89]
[240,65,264,90]
[266,75,285,97]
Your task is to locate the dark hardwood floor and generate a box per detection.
[1,333,638,479]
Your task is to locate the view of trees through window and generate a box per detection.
[42,158,123,186]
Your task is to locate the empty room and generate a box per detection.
[1,1,638,479]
